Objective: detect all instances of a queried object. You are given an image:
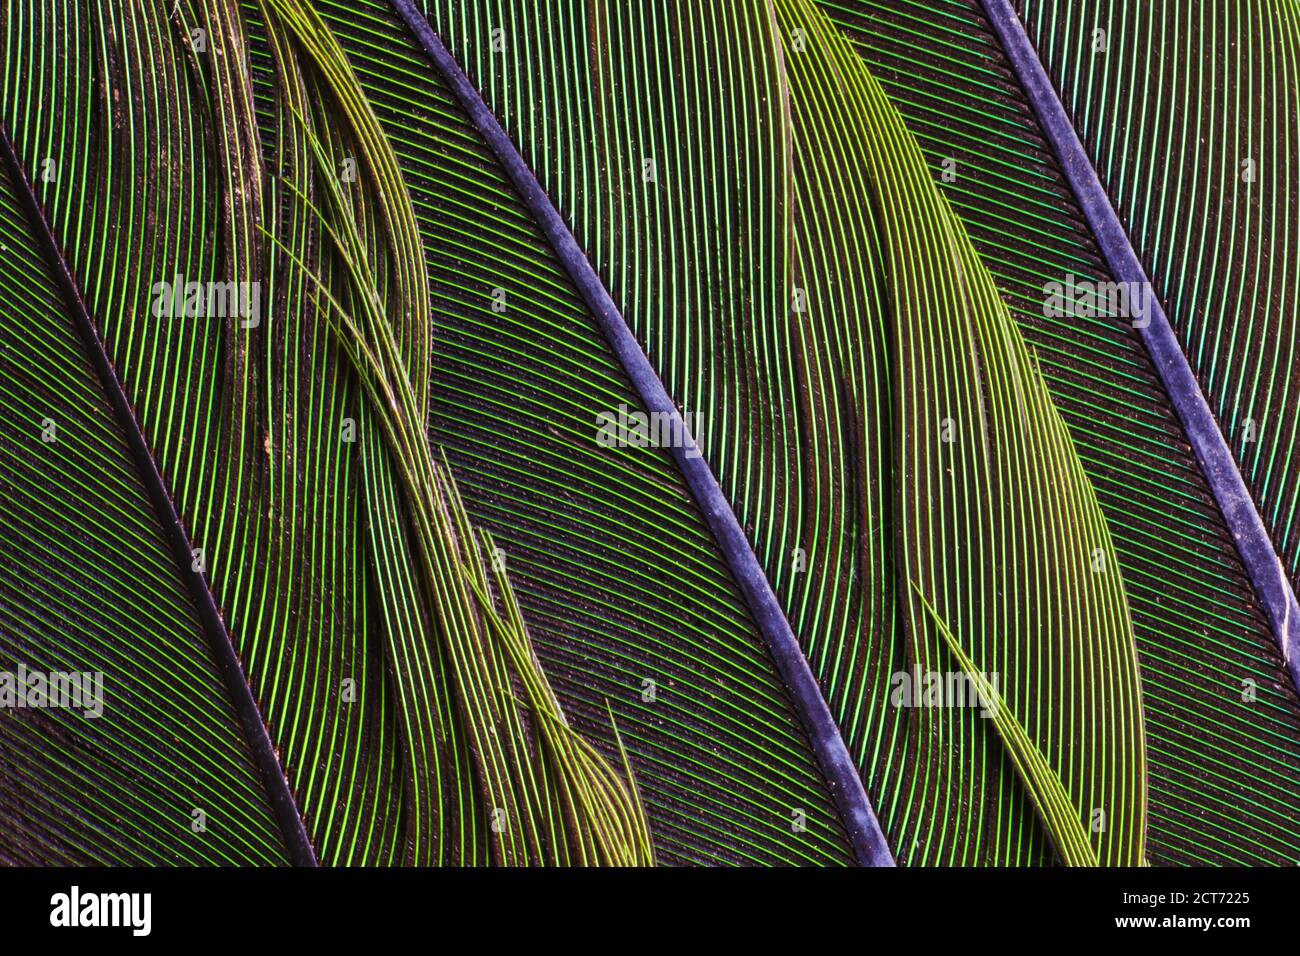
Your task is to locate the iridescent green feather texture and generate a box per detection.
[261,0,656,866]
[13,0,1300,869]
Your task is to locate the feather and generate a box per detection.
[821,0,1300,866]
[0,0,1294,868]
[267,1,657,858]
